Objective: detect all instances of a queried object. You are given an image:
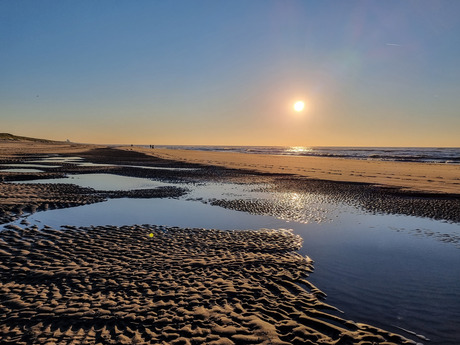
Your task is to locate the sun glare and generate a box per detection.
[294,101,304,112]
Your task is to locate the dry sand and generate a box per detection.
[0,225,415,345]
[127,147,460,194]
[0,140,101,159]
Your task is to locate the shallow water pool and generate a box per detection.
[0,163,60,168]
[0,168,44,173]
[12,173,173,191]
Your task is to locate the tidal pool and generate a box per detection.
[0,164,60,168]
[29,156,84,163]
[12,173,173,191]
[0,168,44,173]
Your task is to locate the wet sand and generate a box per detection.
[1,144,459,225]
[1,141,458,344]
[113,146,460,223]
[131,147,460,194]
[0,182,106,224]
[0,144,187,224]
[0,225,415,345]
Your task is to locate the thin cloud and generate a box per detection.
[386,43,403,47]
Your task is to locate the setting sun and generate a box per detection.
[294,101,305,112]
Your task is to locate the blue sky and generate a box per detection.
[1,0,459,146]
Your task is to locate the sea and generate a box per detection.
[153,146,460,164]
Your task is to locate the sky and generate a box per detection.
[1,0,460,147]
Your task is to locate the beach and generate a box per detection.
[125,146,460,223]
[3,1,460,344]
[1,140,459,344]
[129,147,460,195]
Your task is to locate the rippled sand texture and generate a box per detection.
[0,182,105,224]
[0,180,186,225]
[0,226,412,345]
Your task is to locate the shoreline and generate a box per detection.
[124,147,460,195]
[0,142,458,343]
[2,140,458,195]
[1,143,459,224]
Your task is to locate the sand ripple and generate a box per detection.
[0,182,106,224]
[1,225,414,344]
[0,182,186,225]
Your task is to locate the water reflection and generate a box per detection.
[267,190,339,223]
[122,165,198,171]
[12,173,173,191]
[0,168,44,173]
[12,198,280,230]
[30,156,84,163]
[25,155,198,171]
[0,164,60,168]
[287,146,313,154]
[73,162,114,167]
[205,187,349,224]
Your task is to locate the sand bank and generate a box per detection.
[0,140,101,159]
[127,148,460,194]
[0,225,414,344]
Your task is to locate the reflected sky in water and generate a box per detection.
[29,156,84,163]
[11,173,172,191]
[0,164,60,168]
[0,168,44,173]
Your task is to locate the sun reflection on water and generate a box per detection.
[287,147,313,154]
[265,190,339,224]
